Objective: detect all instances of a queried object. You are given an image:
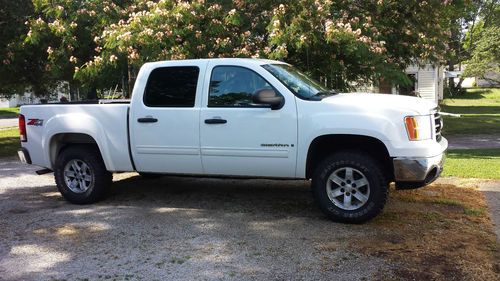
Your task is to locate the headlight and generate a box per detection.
[404,115,432,141]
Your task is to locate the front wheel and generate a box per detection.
[312,151,388,223]
[54,145,112,204]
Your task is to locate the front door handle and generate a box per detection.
[137,117,158,123]
[205,118,227,124]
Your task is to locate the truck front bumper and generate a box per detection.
[393,153,445,189]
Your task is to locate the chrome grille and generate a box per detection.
[434,112,443,141]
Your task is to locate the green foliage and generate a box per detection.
[462,1,499,82]
[0,0,37,96]
[463,26,500,81]
[84,0,462,91]
[0,1,478,96]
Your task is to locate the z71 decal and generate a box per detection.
[27,119,43,126]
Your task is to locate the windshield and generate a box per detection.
[262,64,335,100]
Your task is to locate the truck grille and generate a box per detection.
[434,112,443,142]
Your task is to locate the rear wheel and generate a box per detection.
[312,151,388,223]
[54,145,112,204]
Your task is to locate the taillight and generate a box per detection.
[19,114,27,142]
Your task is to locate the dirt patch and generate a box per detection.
[355,184,499,281]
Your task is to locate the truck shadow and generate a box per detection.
[109,174,320,218]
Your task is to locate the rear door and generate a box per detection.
[130,61,207,174]
[199,62,298,177]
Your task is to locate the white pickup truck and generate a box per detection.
[18,58,447,223]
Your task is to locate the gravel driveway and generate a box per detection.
[0,159,391,281]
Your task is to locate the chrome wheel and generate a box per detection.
[63,159,94,193]
[326,167,370,211]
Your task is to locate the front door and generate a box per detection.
[130,62,206,174]
[200,64,298,177]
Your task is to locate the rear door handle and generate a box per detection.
[205,118,227,124]
[137,117,158,123]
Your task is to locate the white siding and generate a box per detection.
[0,99,9,108]
[417,70,436,101]
[404,64,440,103]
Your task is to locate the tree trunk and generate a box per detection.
[69,82,78,101]
[447,61,455,90]
[86,86,97,100]
[127,63,137,98]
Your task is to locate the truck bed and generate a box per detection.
[20,103,133,172]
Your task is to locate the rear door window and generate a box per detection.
[144,66,199,107]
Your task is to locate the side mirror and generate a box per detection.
[252,88,284,110]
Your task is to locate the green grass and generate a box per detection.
[0,128,20,158]
[0,107,20,119]
[441,88,500,135]
[443,148,500,179]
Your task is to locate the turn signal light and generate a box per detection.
[404,116,419,141]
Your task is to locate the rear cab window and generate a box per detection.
[143,66,200,107]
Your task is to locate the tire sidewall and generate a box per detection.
[55,146,110,204]
[312,152,387,223]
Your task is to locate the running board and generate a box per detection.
[36,168,53,175]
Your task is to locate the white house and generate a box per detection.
[399,64,444,103]
[0,82,70,108]
[356,64,444,104]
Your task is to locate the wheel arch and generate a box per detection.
[48,133,105,169]
[305,134,393,181]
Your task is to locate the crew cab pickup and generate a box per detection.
[18,58,447,223]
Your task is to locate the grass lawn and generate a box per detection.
[0,128,19,158]
[0,107,20,119]
[441,88,500,135]
[443,148,500,179]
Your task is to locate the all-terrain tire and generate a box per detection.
[311,150,388,223]
[54,145,112,204]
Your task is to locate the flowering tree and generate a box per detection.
[82,0,462,93]
[77,0,276,96]
[266,0,457,90]
[23,0,130,98]
[3,0,473,98]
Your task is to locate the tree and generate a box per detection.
[78,0,276,96]
[2,0,474,98]
[266,0,459,90]
[462,1,499,83]
[23,0,131,99]
[81,0,467,92]
[0,0,37,96]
